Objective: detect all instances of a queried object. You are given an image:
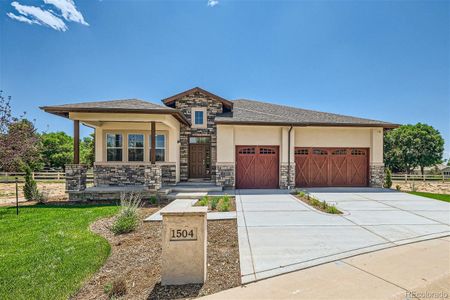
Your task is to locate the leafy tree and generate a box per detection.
[80,133,95,167]
[384,123,444,174]
[0,92,42,171]
[40,132,73,169]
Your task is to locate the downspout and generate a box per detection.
[287,125,293,189]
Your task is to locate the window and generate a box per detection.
[313,149,328,155]
[191,108,207,128]
[128,134,144,161]
[332,149,347,155]
[351,149,366,156]
[106,133,123,161]
[295,149,309,155]
[194,111,204,125]
[189,136,210,144]
[150,134,166,161]
[238,147,255,154]
[260,148,276,154]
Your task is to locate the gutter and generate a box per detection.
[287,125,293,189]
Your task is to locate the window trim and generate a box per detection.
[127,133,145,162]
[106,133,124,162]
[191,107,207,128]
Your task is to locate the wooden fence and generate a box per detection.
[392,173,450,183]
[0,171,94,183]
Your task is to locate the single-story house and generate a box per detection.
[41,87,398,199]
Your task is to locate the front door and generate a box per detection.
[189,144,207,178]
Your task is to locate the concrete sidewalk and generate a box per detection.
[201,237,450,300]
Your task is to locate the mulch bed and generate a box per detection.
[73,208,241,300]
[295,194,342,214]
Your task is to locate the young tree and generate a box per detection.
[40,132,73,169]
[384,123,444,174]
[0,92,42,171]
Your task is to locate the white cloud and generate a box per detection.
[207,0,219,7]
[44,0,89,26]
[10,1,68,31]
[7,12,39,25]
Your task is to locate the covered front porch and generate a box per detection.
[40,100,189,200]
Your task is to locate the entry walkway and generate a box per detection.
[202,237,450,300]
[236,188,449,283]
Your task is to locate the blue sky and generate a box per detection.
[1,0,449,158]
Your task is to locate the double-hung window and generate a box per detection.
[194,111,204,125]
[128,134,144,161]
[150,134,165,162]
[106,133,123,161]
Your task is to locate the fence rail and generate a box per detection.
[0,171,94,183]
[392,173,450,183]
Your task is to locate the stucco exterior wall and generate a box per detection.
[294,127,383,164]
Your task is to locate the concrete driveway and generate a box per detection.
[236,188,450,283]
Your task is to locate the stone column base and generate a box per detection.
[215,163,235,188]
[65,164,88,192]
[369,164,385,187]
[280,162,296,189]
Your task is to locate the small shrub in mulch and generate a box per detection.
[104,278,127,299]
[295,191,342,214]
[195,195,235,212]
[110,192,142,235]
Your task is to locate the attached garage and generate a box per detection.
[295,147,369,187]
[236,146,279,189]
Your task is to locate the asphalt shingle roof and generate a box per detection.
[43,99,170,110]
[215,99,397,127]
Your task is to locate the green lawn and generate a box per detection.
[0,204,119,300]
[408,191,450,203]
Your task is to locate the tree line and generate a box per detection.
[0,92,94,172]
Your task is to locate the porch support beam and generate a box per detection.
[151,121,156,164]
[73,120,80,164]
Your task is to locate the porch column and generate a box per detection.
[151,121,156,164]
[73,120,80,164]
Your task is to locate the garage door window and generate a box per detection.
[313,149,328,155]
[332,149,347,155]
[260,148,276,154]
[239,147,255,154]
[295,149,308,155]
[351,149,365,156]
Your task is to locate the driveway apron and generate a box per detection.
[236,188,450,283]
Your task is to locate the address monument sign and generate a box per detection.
[160,206,207,285]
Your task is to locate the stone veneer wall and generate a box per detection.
[279,163,296,189]
[176,92,223,181]
[369,164,385,187]
[160,163,177,184]
[94,164,162,191]
[65,164,88,192]
[215,163,235,188]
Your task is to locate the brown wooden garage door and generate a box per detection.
[295,147,368,187]
[236,146,279,189]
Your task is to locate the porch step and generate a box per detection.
[171,185,222,192]
[166,192,208,200]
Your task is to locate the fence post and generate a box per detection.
[32,172,35,180]
[404,173,407,183]
[5,172,8,183]
[57,172,60,180]
[443,173,445,183]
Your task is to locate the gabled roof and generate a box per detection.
[215,99,398,128]
[162,87,233,108]
[40,99,190,125]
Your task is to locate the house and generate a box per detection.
[41,87,398,199]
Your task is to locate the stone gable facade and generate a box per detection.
[174,91,223,181]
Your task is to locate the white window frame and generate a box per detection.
[127,133,145,162]
[106,133,123,162]
[149,133,166,162]
[191,107,207,128]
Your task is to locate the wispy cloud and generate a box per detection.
[207,0,219,7]
[7,0,88,31]
[6,12,39,25]
[44,0,88,25]
[9,1,67,31]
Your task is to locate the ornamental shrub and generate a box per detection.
[23,164,37,201]
[384,169,393,188]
